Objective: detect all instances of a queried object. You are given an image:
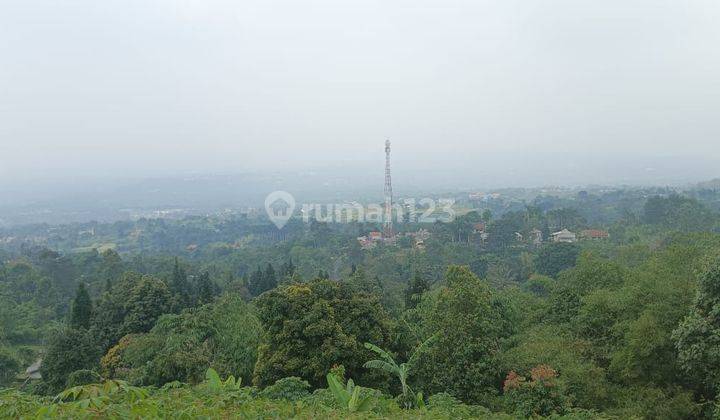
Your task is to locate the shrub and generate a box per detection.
[363,340,434,409]
[500,325,611,409]
[66,370,102,388]
[610,386,700,419]
[202,368,242,394]
[503,365,569,416]
[325,373,375,412]
[427,392,493,418]
[0,348,20,385]
[259,377,311,401]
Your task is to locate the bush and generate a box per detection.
[610,386,700,419]
[66,370,102,388]
[0,348,20,385]
[259,377,311,401]
[501,325,611,409]
[427,392,462,409]
[503,365,569,417]
[427,392,493,417]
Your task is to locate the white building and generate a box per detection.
[551,229,577,243]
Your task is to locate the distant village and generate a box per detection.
[356,225,609,251]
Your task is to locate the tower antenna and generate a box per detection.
[383,139,394,238]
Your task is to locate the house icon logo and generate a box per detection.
[264,191,296,229]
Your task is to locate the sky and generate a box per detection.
[1,0,719,187]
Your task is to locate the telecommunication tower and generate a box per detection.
[383,139,394,238]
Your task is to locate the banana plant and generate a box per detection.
[363,336,435,409]
[326,373,374,412]
[204,368,242,393]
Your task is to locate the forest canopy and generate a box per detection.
[2,189,720,418]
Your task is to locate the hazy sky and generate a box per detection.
[1,0,719,184]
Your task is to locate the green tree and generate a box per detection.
[279,258,296,279]
[103,294,261,386]
[501,325,611,409]
[99,249,124,288]
[121,275,172,336]
[263,263,277,291]
[448,213,477,243]
[196,272,215,304]
[248,266,263,297]
[469,256,490,279]
[482,209,492,223]
[169,258,190,308]
[502,365,569,416]
[41,328,102,394]
[404,273,429,310]
[536,242,580,277]
[249,264,277,296]
[487,213,524,249]
[346,267,382,295]
[70,283,93,330]
[643,194,716,231]
[673,253,720,395]
[556,253,626,296]
[414,266,514,404]
[546,286,582,324]
[91,272,142,351]
[252,279,393,388]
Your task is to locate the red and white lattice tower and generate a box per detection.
[383,139,394,238]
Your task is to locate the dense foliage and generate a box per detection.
[2,188,720,417]
[252,279,393,388]
[101,294,261,387]
[0,367,548,419]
